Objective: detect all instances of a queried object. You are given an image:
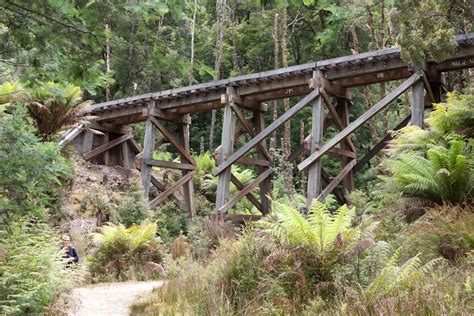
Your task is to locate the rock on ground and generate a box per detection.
[69,281,163,316]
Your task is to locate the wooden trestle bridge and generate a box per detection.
[62,32,474,221]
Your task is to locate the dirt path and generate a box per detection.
[69,281,163,316]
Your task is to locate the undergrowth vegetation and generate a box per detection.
[87,221,164,282]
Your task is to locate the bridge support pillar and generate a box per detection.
[411,80,425,127]
[215,86,237,220]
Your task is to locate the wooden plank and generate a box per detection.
[178,120,196,218]
[81,131,94,154]
[236,156,271,167]
[321,169,345,204]
[421,71,436,103]
[141,105,156,199]
[353,115,411,174]
[317,159,357,201]
[149,171,196,209]
[253,109,272,214]
[122,141,130,168]
[215,86,238,217]
[83,133,132,160]
[144,158,196,170]
[223,214,262,222]
[320,91,357,153]
[149,116,195,164]
[411,80,425,127]
[103,133,110,165]
[337,98,354,193]
[217,169,273,213]
[230,174,264,213]
[307,92,325,208]
[214,88,320,176]
[334,67,410,88]
[298,71,422,171]
[230,103,272,162]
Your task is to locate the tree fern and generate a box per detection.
[262,200,355,254]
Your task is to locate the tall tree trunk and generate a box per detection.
[281,8,294,196]
[270,12,279,155]
[379,1,389,134]
[188,0,197,86]
[210,0,227,152]
[105,23,111,101]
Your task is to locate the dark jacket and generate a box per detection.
[62,245,79,264]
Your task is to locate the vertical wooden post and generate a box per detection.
[307,91,324,208]
[81,131,94,154]
[179,115,196,218]
[122,141,130,168]
[411,80,425,127]
[215,86,237,219]
[337,97,354,193]
[141,101,156,199]
[253,109,271,214]
[103,133,110,165]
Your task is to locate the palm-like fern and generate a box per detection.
[262,200,355,253]
[26,82,92,140]
[364,246,442,302]
[386,140,472,203]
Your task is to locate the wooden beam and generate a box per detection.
[337,98,354,193]
[122,141,130,168]
[411,79,425,127]
[230,174,264,213]
[149,171,196,209]
[353,115,411,174]
[223,214,262,222]
[298,71,422,171]
[178,120,196,218]
[307,92,325,208]
[321,169,345,204]
[253,109,272,214]
[214,88,320,176]
[317,160,356,201]
[215,86,238,217]
[81,131,94,154]
[320,91,357,153]
[141,107,156,199]
[217,169,273,213]
[149,116,195,164]
[83,133,132,160]
[230,103,272,162]
[144,158,196,170]
[236,156,271,167]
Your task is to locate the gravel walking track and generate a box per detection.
[69,281,163,316]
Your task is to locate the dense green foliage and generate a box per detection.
[0,106,72,222]
[0,218,79,315]
[88,221,164,282]
[384,93,474,204]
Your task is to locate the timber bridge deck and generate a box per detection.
[64,32,474,221]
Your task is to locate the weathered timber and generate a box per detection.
[214,88,320,176]
[230,103,272,161]
[217,168,273,213]
[141,104,156,198]
[178,119,196,218]
[411,79,425,127]
[81,131,94,154]
[143,158,196,170]
[215,86,238,217]
[122,141,130,168]
[223,214,262,222]
[149,116,195,164]
[236,156,271,167]
[353,115,411,174]
[317,159,357,201]
[230,174,264,213]
[253,109,272,214]
[337,98,354,193]
[307,92,325,208]
[83,133,132,160]
[298,71,422,171]
[149,171,196,209]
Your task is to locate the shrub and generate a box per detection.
[88,220,164,282]
[117,181,150,227]
[0,218,79,315]
[0,106,73,222]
